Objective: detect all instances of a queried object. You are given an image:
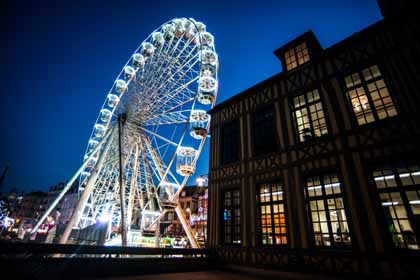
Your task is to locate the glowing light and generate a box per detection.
[260,191,283,197]
[99,213,112,223]
[196,176,206,187]
[307,185,322,191]
[382,201,398,206]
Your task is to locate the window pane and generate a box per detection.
[306,174,351,247]
[346,65,397,125]
[295,42,310,65]
[257,183,287,245]
[223,190,241,245]
[285,48,297,71]
[373,166,419,250]
[293,89,328,142]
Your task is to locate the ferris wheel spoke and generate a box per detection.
[142,135,167,180]
[147,75,199,118]
[151,49,199,98]
[138,35,185,97]
[143,110,190,126]
[141,48,197,106]
[138,126,178,147]
[160,97,195,115]
[144,42,198,99]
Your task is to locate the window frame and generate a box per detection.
[256,180,289,247]
[220,118,241,165]
[284,42,311,71]
[370,162,420,250]
[290,88,329,143]
[221,188,242,245]
[303,172,353,248]
[251,104,279,157]
[342,64,398,127]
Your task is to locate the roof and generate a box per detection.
[209,18,387,114]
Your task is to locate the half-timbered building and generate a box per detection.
[208,0,420,276]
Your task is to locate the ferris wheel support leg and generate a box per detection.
[118,114,128,247]
[30,128,114,236]
[58,125,117,244]
[127,143,140,228]
[175,205,200,248]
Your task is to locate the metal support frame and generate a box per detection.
[175,205,200,248]
[31,128,114,235]
[127,143,140,228]
[118,114,128,246]
[59,125,117,244]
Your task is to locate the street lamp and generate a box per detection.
[196,176,206,187]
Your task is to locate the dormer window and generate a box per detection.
[285,42,310,71]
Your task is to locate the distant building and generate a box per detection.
[16,191,47,220]
[208,0,419,276]
[192,187,208,246]
[45,180,79,225]
[162,185,208,247]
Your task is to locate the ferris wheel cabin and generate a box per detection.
[190,110,210,139]
[176,147,196,176]
[159,182,180,208]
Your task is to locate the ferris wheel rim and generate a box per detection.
[77,17,218,238]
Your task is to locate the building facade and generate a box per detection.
[161,185,208,247]
[46,181,79,225]
[208,0,419,276]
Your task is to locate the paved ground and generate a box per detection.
[90,268,340,280]
[91,271,262,280]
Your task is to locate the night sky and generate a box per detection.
[0,0,382,193]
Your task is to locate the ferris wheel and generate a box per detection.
[31,18,218,248]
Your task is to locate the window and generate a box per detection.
[222,189,241,244]
[253,105,277,156]
[168,212,174,220]
[285,42,310,71]
[292,89,328,142]
[257,182,287,245]
[305,174,351,247]
[345,65,397,125]
[372,163,420,250]
[221,119,240,165]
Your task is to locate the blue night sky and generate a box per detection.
[0,0,382,193]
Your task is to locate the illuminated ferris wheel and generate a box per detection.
[32,18,218,248]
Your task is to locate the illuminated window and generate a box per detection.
[305,174,351,247]
[293,89,328,142]
[296,42,310,65]
[222,189,241,244]
[257,182,287,245]
[373,163,420,250]
[345,65,397,125]
[285,42,310,71]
